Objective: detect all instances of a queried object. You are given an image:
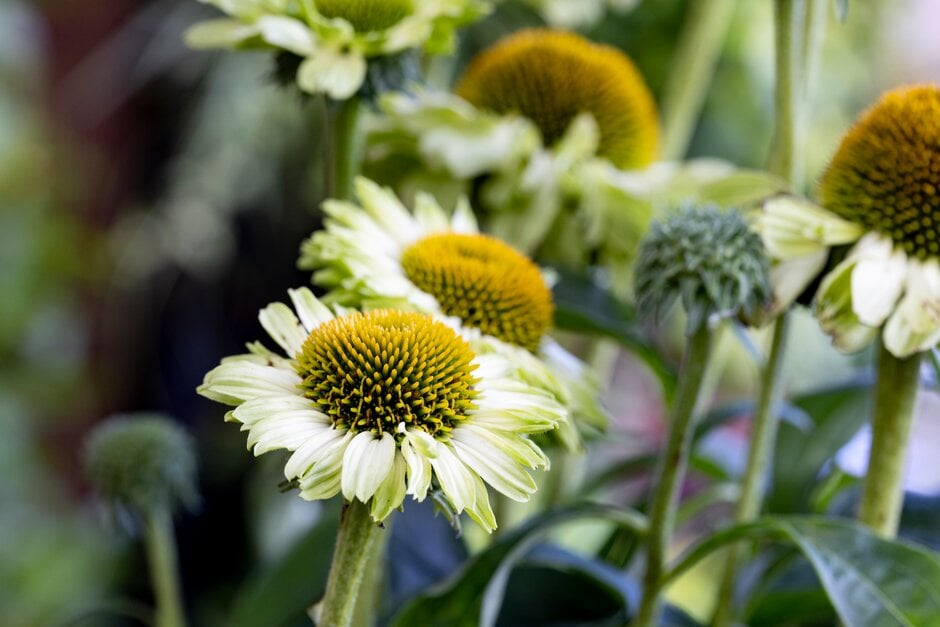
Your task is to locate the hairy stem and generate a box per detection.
[632,325,715,627]
[318,500,385,627]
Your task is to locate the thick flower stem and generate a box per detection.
[710,314,790,627]
[329,98,363,201]
[632,325,715,627]
[318,499,384,627]
[857,341,922,537]
[660,0,737,160]
[143,507,186,627]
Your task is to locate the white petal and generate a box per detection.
[849,236,907,326]
[401,434,433,499]
[450,196,479,233]
[370,453,407,521]
[285,427,347,478]
[756,195,863,259]
[412,192,450,232]
[815,257,878,353]
[341,432,396,503]
[198,359,301,405]
[767,250,828,315]
[297,432,351,500]
[429,444,476,512]
[297,48,366,100]
[353,178,423,245]
[259,302,308,356]
[464,475,497,533]
[884,260,940,357]
[184,19,260,49]
[450,429,537,502]
[288,287,334,332]
[233,396,330,454]
[257,16,316,56]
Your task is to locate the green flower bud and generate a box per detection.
[83,414,198,526]
[634,206,771,333]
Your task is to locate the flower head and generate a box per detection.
[185,0,488,99]
[198,287,563,530]
[635,206,771,333]
[455,29,659,169]
[83,415,198,526]
[755,85,940,356]
[300,177,607,449]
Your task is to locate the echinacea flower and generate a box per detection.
[185,0,488,99]
[198,287,564,530]
[508,0,639,29]
[300,177,608,450]
[456,29,659,170]
[756,85,940,357]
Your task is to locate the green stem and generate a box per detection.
[660,0,737,160]
[710,314,790,627]
[767,0,805,186]
[632,325,715,627]
[857,341,922,537]
[330,98,362,201]
[143,507,186,627]
[318,499,385,627]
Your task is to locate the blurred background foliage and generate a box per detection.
[3,0,940,625]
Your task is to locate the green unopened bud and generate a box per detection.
[84,414,198,525]
[634,206,771,333]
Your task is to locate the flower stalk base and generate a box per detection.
[144,507,187,627]
[318,499,385,627]
[857,341,922,537]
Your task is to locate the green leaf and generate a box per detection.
[666,517,940,627]
[767,382,870,513]
[391,503,647,627]
[551,269,677,402]
[230,502,340,627]
[746,588,836,626]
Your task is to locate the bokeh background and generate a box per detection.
[3,0,940,625]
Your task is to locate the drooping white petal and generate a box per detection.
[815,257,878,353]
[284,427,348,478]
[341,432,396,503]
[450,429,537,501]
[287,287,335,332]
[849,235,907,327]
[297,432,352,500]
[370,453,408,521]
[884,259,940,357]
[233,396,330,454]
[401,433,433,499]
[297,48,366,100]
[198,359,301,405]
[766,249,828,317]
[428,444,476,512]
[464,474,497,533]
[258,302,308,356]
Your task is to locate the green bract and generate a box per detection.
[634,206,771,333]
[185,0,489,99]
[83,415,198,521]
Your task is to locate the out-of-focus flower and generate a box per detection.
[83,415,199,527]
[185,0,489,99]
[635,206,771,333]
[198,287,564,530]
[506,0,640,30]
[755,85,940,357]
[299,177,608,450]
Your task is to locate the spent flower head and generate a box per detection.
[198,287,564,530]
[84,414,198,528]
[755,85,940,356]
[635,205,771,334]
[300,177,608,450]
[185,0,489,99]
[455,28,659,169]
